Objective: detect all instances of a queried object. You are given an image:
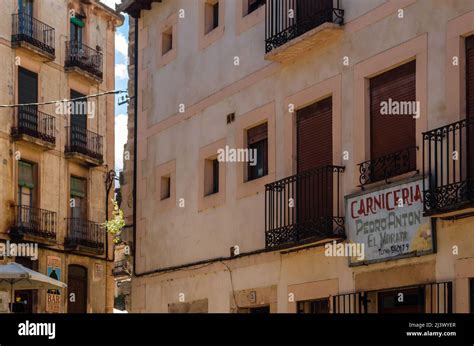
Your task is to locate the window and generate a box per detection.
[204,158,219,196]
[247,123,268,181]
[70,15,84,44]
[369,60,417,182]
[470,278,474,313]
[467,35,474,119]
[297,299,330,313]
[246,0,265,15]
[18,161,36,207]
[162,27,173,55]
[70,176,87,219]
[237,306,270,313]
[205,0,219,34]
[160,175,171,200]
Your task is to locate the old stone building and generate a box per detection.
[120,0,474,313]
[0,0,122,312]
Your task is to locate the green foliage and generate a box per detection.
[103,199,126,244]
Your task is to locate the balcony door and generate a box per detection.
[370,60,416,182]
[466,36,474,186]
[18,67,38,136]
[67,265,87,313]
[18,0,34,37]
[70,90,87,153]
[296,0,332,32]
[18,161,37,230]
[296,96,333,234]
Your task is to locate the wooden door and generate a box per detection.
[67,265,87,313]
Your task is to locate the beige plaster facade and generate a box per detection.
[125,0,474,313]
[0,0,122,313]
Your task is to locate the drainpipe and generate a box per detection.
[132,16,139,276]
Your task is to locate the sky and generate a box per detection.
[100,0,129,173]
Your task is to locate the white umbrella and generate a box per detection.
[0,262,67,313]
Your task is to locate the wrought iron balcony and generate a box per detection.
[65,41,103,80]
[423,118,474,215]
[11,106,56,147]
[10,205,57,240]
[358,146,418,188]
[65,126,103,165]
[265,0,344,58]
[113,260,131,276]
[65,218,105,254]
[11,13,55,58]
[332,281,452,314]
[265,165,345,249]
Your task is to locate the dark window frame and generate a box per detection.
[247,122,268,181]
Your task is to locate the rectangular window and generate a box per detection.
[205,1,219,34]
[247,0,265,15]
[369,60,417,182]
[70,176,87,219]
[18,161,35,207]
[247,122,268,181]
[204,158,219,196]
[237,306,270,313]
[161,175,171,200]
[467,35,474,119]
[162,27,173,55]
[470,278,474,313]
[297,299,330,313]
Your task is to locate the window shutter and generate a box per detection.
[467,35,474,119]
[247,123,267,144]
[296,96,332,173]
[370,60,416,160]
[18,67,38,105]
[18,161,34,188]
[71,177,86,197]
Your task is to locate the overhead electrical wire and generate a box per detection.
[0,89,128,108]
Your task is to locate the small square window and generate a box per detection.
[247,122,268,181]
[204,158,219,196]
[205,1,219,34]
[160,175,171,200]
[246,0,265,15]
[162,27,173,55]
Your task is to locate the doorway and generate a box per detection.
[67,265,87,313]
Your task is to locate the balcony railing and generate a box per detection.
[65,41,103,80]
[65,126,103,163]
[358,146,418,187]
[333,281,452,314]
[11,106,56,144]
[12,13,55,57]
[113,260,131,276]
[265,165,345,249]
[65,218,105,253]
[423,118,474,214]
[10,205,57,240]
[265,0,344,53]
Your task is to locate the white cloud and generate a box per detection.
[99,0,117,10]
[115,113,129,171]
[115,63,128,80]
[115,32,128,59]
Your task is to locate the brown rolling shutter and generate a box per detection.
[297,96,332,173]
[296,97,333,223]
[467,35,474,119]
[247,123,267,144]
[370,60,416,160]
[466,35,474,181]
